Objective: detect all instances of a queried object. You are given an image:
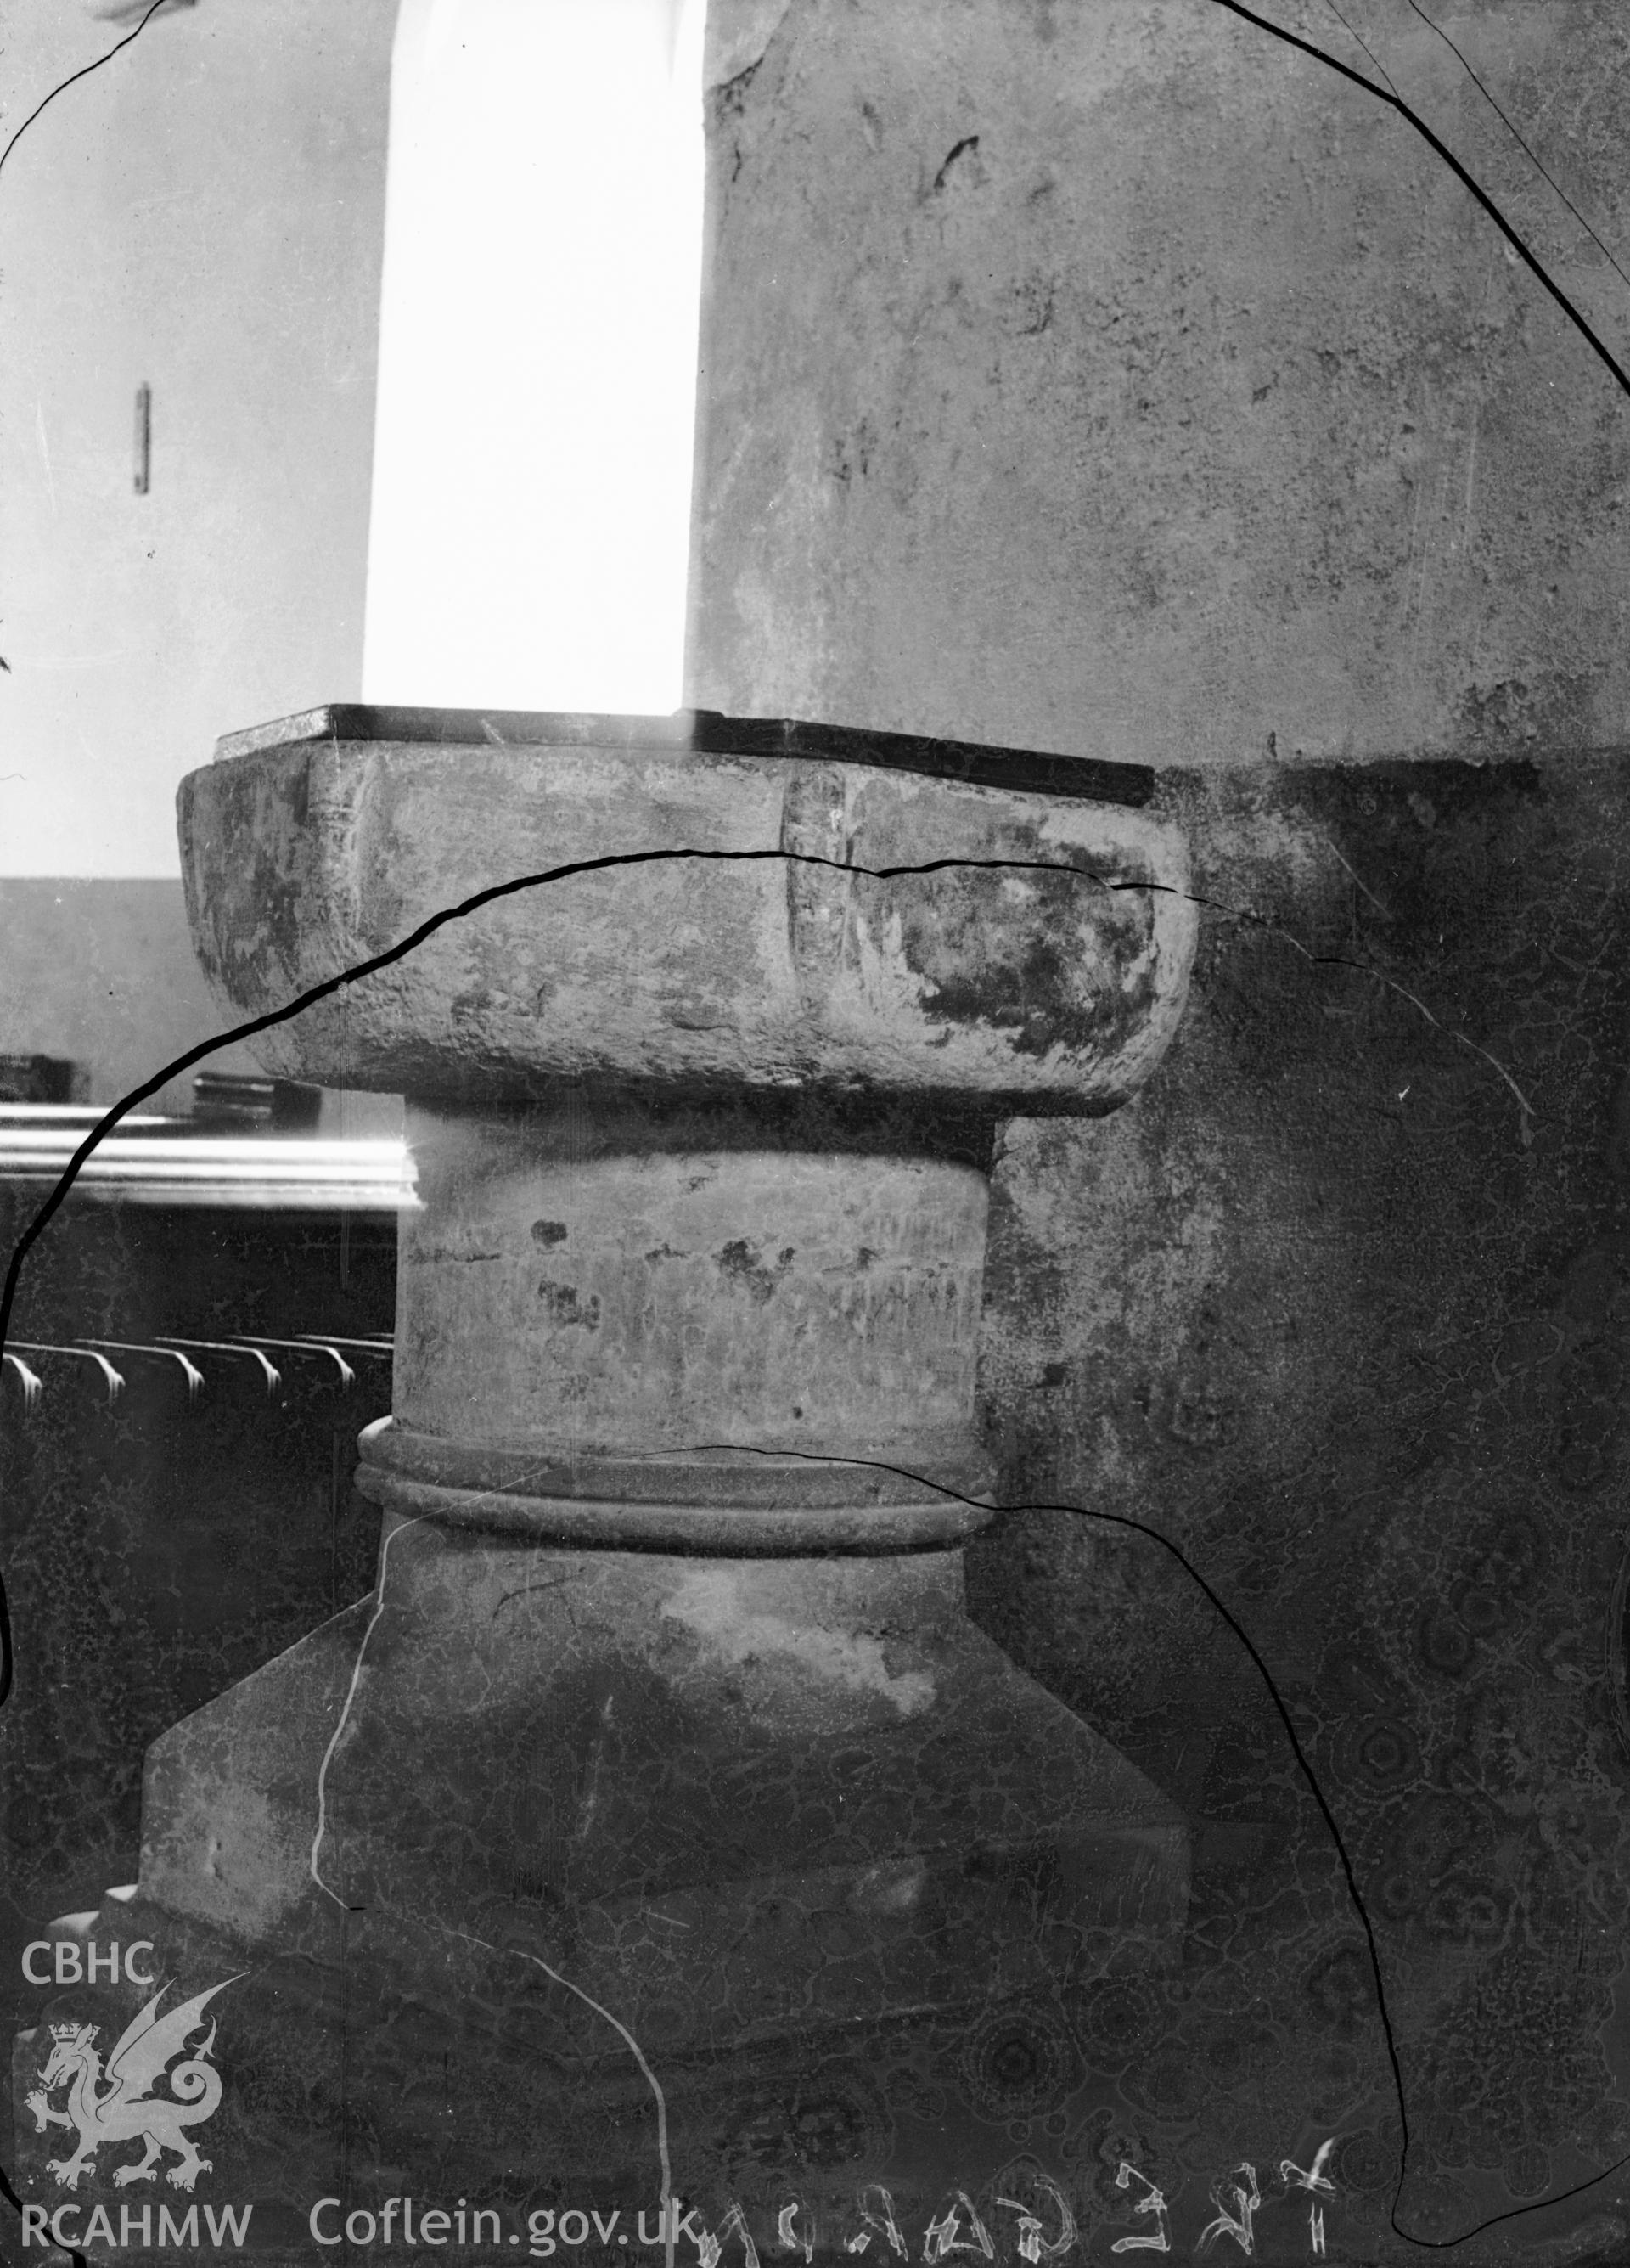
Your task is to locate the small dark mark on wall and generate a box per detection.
[537,1281,600,1329]
[492,1575,576,1620]
[1010,273,1054,335]
[710,59,762,183]
[931,133,980,193]
[97,0,196,22]
[133,382,151,494]
[717,1239,795,1303]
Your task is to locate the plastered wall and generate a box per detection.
[690,0,1630,768]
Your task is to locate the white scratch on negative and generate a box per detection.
[36,400,57,516]
[308,1508,434,1910]
[306,1477,679,2257]
[451,1925,675,2268]
[1374,970,1536,1146]
[309,1464,560,1911]
[1196,894,1537,1149]
[1318,833,1391,919]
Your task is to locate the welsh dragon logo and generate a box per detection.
[25,1976,240,2192]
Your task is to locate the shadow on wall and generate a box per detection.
[0,879,397,1128]
[0,880,261,1115]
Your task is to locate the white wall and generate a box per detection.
[0,0,396,878]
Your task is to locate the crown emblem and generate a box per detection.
[48,2021,94,2042]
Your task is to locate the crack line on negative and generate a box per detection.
[0,837,1537,1714]
[310,1492,677,2260]
[0,837,1550,2245]
[1204,0,1630,401]
[1318,0,1400,99]
[1399,0,1630,298]
[447,1928,676,2268]
[310,1472,565,1911]
[0,1,172,184]
[0,1,1619,2246]
[674,1438,1630,2252]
